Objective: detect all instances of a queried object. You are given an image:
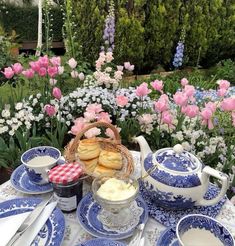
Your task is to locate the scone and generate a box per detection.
[77,138,101,160]
[98,150,122,170]
[93,165,116,177]
[82,158,98,174]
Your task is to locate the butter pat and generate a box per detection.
[97,178,136,201]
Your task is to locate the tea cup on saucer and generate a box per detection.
[21,146,61,185]
[176,214,234,246]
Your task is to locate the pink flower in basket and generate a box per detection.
[84,127,101,138]
[97,112,112,124]
[86,103,103,114]
[71,117,86,135]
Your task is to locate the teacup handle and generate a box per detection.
[197,166,229,206]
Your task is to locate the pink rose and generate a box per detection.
[38,67,47,77]
[117,65,124,71]
[49,78,57,86]
[84,127,101,138]
[220,97,235,111]
[84,111,96,121]
[78,72,85,81]
[44,104,56,117]
[151,80,163,93]
[136,82,152,97]
[2,67,14,79]
[97,112,112,124]
[116,95,128,107]
[71,70,79,78]
[218,80,230,90]
[173,91,188,106]
[58,66,64,75]
[154,99,168,112]
[50,56,61,66]
[71,117,86,135]
[181,78,189,87]
[22,69,34,79]
[201,108,214,129]
[183,105,199,118]
[38,55,49,67]
[48,66,58,78]
[86,103,103,114]
[67,58,77,69]
[105,128,116,139]
[52,87,62,100]
[29,61,41,72]
[12,63,23,74]
[184,85,195,97]
[161,111,173,127]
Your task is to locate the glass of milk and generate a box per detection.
[21,146,61,185]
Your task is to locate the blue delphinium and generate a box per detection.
[173,41,184,68]
[101,0,115,52]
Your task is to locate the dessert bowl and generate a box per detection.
[92,173,139,228]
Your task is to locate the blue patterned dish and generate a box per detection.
[77,193,148,240]
[76,238,127,246]
[140,182,227,227]
[0,197,65,246]
[10,164,53,194]
[156,227,179,246]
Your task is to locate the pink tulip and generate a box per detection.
[71,117,86,135]
[12,63,23,74]
[221,97,235,111]
[2,67,14,79]
[183,105,199,118]
[159,94,169,102]
[205,102,217,113]
[151,80,163,93]
[173,91,188,106]
[38,67,47,77]
[44,104,56,117]
[184,85,195,97]
[116,95,128,107]
[38,55,49,67]
[161,111,173,127]
[154,99,168,112]
[52,87,62,100]
[50,56,61,66]
[105,128,116,139]
[84,127,101,138]
[48,66,58,78]
[217,88,227,97]
[136,82,152,97]
[58,66,64,75]
[117,65,124,71]
[201,108,214,129]
[97,112,112,124]
[29,61,41,72]
[218,80,230,90]
[181,78,189,87]
[68,58,77,69]
[71,70,79,78]
[22,69,35,79]
[86,103,103,114]
[232,112,235,127]
[78,72,85,81]
[129,65,135,71]
[49,78,57,86]
[124,62,131,70]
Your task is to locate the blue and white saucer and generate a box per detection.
[156,227,179,246]
[140,183,227,227]
[76,238,127,246]
[77,193,148,240]
[0,197,65,246]
[10,164,53,194]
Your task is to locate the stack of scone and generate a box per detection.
[77,138,123,177]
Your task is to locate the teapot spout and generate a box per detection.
[134,136,152,163]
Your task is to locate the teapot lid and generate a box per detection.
[155,144,199,172]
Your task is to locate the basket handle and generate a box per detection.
[69,121,121,154]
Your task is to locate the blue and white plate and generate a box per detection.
[76,238,127,246]
[156,227,179,246]
[0,197,65,246]
[77,193,148,240]
[140,183,227,227]
[10,164,53,194]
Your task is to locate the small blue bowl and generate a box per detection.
[21,146,61,185]
[176,214,234,246]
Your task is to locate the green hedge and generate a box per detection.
[0,3,63,42]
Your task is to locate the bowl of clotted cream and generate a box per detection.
[92,174,139,228]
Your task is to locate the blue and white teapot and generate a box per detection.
[134,136,229,210]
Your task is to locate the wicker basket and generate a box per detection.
[64,122,134,179]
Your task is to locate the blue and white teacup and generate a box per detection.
[176,214,234,246]
[21,146,61,185]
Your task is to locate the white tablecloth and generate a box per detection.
[0,151,234,246]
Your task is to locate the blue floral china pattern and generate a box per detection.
[156,227,179,246]
[0,197,65,246]
[76,238,127,246]
[21,146,61,185]
[10,164,53,194]
[135,136,229,210]
[176,214,234,246]
[77,193,148,240]
[140,182,227,227]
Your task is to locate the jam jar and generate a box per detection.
[49,162,83,213]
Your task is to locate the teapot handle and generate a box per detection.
[197,166,229,206]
